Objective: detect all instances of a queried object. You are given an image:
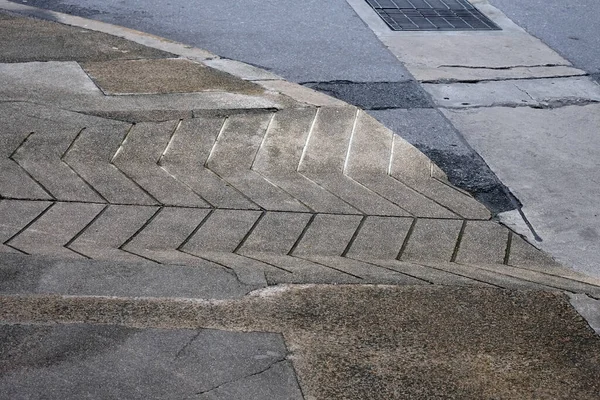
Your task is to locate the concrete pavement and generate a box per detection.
[1,7,600,400]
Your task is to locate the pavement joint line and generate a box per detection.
[233,211,266,254]
[118,206,163,250]
[342,108,360,174]
[450,220,468,262]
[341,215,367,258]
[396,217,417,261]
[503,231,513,265]
[2,201,54,251]
[348,256,433,285]
[237,253,294,274]
[411,261,504,288]
[177,209,215,251]
[286,214,316,256]
[294,255,365,280]
[64,203,109,250]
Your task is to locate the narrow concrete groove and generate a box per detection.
[177,209,215,251]
[64,204,109,249]
[158,119,183,166]
[61,159,109,203]
[237,252,294,274]
[287,213,316,256]
[233,211,266,253]
[410,261,504,288]
[293,255,364,280]
[59,128,86,161]
[253,169,316,213]
[297,108,319,171]
[342,109,360,174]
[342,172,412,215]
[505,262,600,288]
[437,64,570,70]
[341,215,367,257]
[2,201,55,248]
[451,220,468,262]
[65,246,92,260]
[250,113,276,170]
[118,206,163,250]
[120,248,161,264]
[347,256,433,284]
[504,231,513,265]
[110,123,134,164]
[396,218,418,261]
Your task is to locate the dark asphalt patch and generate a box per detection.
[302,81,434,109]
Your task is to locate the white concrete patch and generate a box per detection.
[444,105,600,279]
[568,293,600,335]
[425,77,600,108]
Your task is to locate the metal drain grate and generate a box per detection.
[365,0,501,31]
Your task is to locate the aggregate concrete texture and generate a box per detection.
[0,323,301,400]
[444,104,600,279]
[2,286,600,400]
[0,10,174,62]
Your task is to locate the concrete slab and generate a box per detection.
[0,323,300,399]
[0,11,174,62]
[81,58,264,95]
[444,104,600,278]
[426,77,600,108]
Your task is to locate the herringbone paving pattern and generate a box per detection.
[1,101,599,294]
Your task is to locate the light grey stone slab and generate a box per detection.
[514,76,600,104]
[0,323,296,399]
[455,221,509,265]
[63,123,157,205]
[401,219,463,263]
[182,209,262,253]
[239,212,312,254]
[415,65,587,83]
[123,207,211,264]
[112,121,209,207]
[206,113,308,212]
[445,104,600,279]
[11,123,105,203]
[0,252,253,298]
[346,216,413,260]
[298,107,407,216]
[292,214,362,257]
[253,108,358,214]
[7,202,105,258]
[160,117,258,209]
[69,204,159,262]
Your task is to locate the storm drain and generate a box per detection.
[365,0,501,31]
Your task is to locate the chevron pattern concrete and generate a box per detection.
[1,101,598,295]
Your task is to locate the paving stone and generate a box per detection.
[11,122,104,203]
[239,212,312,254]
[160,117,258,209]
[298,107,407,216]
[7,202,105,258]
[373,259,482,286]
[68,205,159,262]
[123,207,211,264]
[0,200,51,253]
[63,123,157,205]
[190,251,271,287]
[112,121,210,207]
[81,58,264,95]
[253,108,358,214]
[456,221,509,265]
[183,209,262,253]
[206,113,308,212]
[401,219,463,263]
[0,323,296,399]
[293,214,362,257]
[346,216,412,260]
[0,252,254,299]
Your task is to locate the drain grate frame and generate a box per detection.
[365,0,501,31]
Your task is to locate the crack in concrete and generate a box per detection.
[437,64,570,70]
[193,359,287,397]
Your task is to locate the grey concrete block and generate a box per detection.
[239,212,312,254]
[401,219,462,262]
[292,214,362,257]
[456,221,509,265]
[346,216,412,260]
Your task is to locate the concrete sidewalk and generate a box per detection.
[1,8,600,400]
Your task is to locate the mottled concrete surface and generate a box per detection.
[0,11,173,62]
[2,285,599,399]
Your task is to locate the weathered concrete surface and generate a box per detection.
[0,11,174,62]
[569,294,600,335]
[81,58,264,95]
[426,77,600,108]
[2,285,600,399]
[443,104,600,279]
[0,323,302,400]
